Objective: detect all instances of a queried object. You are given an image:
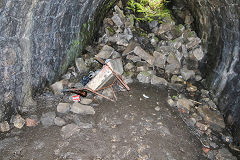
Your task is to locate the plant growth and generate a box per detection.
[127,0,171,22]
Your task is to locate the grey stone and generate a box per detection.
[75,58,88,74]
[196,122,208,131]
[122,75,133,84]
[111,14,123,27]
[123,41,139,56]
[147,70,156,75]
[50,80,66,95]
[133,46,155,65]
[61,124,80,139]
[0,121,10,132]
[171,75,185,84]
[155,106,160,111]
[165,53,181,74]
[123,28,133,41]
[186,85,198,92]
[165,64,180,74]
[40,112,56,127]
[151,75,168,86]
[70,102,95,115]
[208,100,217,110]
[167,98,176,107]
[177,98,194,111]
[116,34,129,46]
[137,71,151,83]
[153,51,166,68]
[195,75,202,81]
[180,68,195,80]
[192,47,204,61]
[126,55,142,62]
[157,21,175,35]
[137,66,149,72]
[124,63,135,71]
[186,37,201,49]
[216,148,237,160]
[54,117,66,126]
[12,114,25,129]
[62,72,72,80]
[80,98,93,105]
[0,0,117,120]
[197,105,225,130]
[186,117,196,127]
[95,45,114,59]
[57,103,71,114]
[111,51,121,59]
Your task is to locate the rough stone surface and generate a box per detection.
[177,98,194,111]
[75,58,88,74]
[153,51,166,68]
[80,98,93,105]
[133,46,154,65]
[40,112,56,127]
[70,102,95,115]
[0,0,116,121]
[180,68,195,81]
[151,75,168,86]
[54,117,66,127]
[95,45,114,59]
[0,121,10,132]
[12,114,25,129]
[165,53,181,74]
[61,123,80,139]
[216,148,237,160]
[50,80,65,95]
[137,71,151,83]
[57,103,70,114]
[197,105,225,130]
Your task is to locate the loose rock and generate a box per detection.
[177,98,194,111]
[133,46,154,65]
[12,114,25,129]
[75,58,88,74]
[0,121,10,132]
[57,103,71,114]
[151,75,168,86]
[54,117,66,126]
[137,71,151,83]
[95,45,114,59]
[197,105,225,130]
[70,102,95,115]
[153,51,166,68]
[80,98,93,105]
[180,68,195,81]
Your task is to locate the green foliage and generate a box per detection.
[127,0,171,23]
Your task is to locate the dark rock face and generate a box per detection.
[0,0,116,120]
[171,0,240,142]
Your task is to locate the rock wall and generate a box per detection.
[171,0,240,141]
[0,0,116,120]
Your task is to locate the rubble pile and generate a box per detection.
[0,1,238,159]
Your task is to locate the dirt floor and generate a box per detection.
[0,83,206,160]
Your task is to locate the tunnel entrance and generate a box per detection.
[0,0,239,159]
